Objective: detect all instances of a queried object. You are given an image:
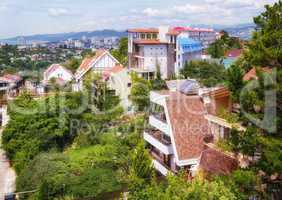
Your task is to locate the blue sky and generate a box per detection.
[0,0,277,38]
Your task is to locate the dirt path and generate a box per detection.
[0,130,16,200]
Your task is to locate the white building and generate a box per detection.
[128,26,214,79]
[74,49,132,111]
[43,64,73,84]
[144,80,238,177]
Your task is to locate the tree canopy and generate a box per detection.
[180,60,227,87]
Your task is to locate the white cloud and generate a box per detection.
[142,8,171,17]
[48,8,71,17]
[0,5,8,11]
[173,4,208,14]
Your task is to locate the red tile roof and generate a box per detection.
[243,67,272,81]
[167,29,180,35]
[209,87,230,99]
[199,146,238,175]
[78,57,93,72]
[225,49,243,58]
[76,49,107,74]
[165,92,211,161]
[128,28,159,33]
[133,39,168,45]
[110,64,124,73]
[102,64,125,80]
[172,26,214,33]
[44,64,72,79]
[3,74,22,82]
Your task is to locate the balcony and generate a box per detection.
[149,113,169,135]
[144,129,173,155]
[152,159,169,176]
[150,150,170,176]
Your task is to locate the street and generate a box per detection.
[0,130,16,200]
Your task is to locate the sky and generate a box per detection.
[0,0,277,39]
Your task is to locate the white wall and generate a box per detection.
[143,45,168,78]
[46,67,73,82]
[93,54,117,69]
[107,69,132,112]
[159,26,169,42]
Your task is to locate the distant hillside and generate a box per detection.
[1,29,127,45]
[215,23,256,40]
[0,24,255,45]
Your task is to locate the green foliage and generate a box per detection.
[217,107,239,124]
[150,63,167,90]
[128,174,237,200]
[257,136,282,174]
[245,1,282,67]
[81,49,95,58]
[207,40,225,58]
[180,60,227,87]
[130,73,151,111]
[207,31,242,59]
[215,170,260,199]
[0,45,72,73]
[17,128,141,200]
[111,37,128,65]
[228,127,259,157]
[64,57,82,72]
[226,64,245,102]
[2,92,84,173]
[130,141,153,181]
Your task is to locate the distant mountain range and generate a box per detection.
[0,30,127,45]
[217,23,256,40]
[0,24,256,45]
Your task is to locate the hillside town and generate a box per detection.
[0,1,281,200]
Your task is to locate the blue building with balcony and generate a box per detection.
[175,35,203,74]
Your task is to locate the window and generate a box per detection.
[141,33,145,39]
[127,83,132,87]
[147,34,152,39]
[152,33,157,39]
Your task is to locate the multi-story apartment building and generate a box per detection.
[128,26,216,79]
[173,26,217,49]
[144,80,239,177]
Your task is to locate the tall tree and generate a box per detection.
[245,1,282,67]
[180,60,227,87]
[226,64,245,102]
[130,141,153,181]
[130,73,151,111]
[111,37,128,65]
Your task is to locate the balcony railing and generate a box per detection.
[150,149,179,176]
[151,112,167,123]
[144,130,173,155]
[149,115,169,136]
[145,128,171,145]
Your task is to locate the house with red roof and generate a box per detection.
[222,49,243,68]
[144,80,239,177]
[43,64,73,85]
[0,74,23,97]
[243,67,272,81]
[73,49,132,111]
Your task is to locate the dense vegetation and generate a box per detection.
[222,1,282,198]
[2,72,146,199]
[111,37,128,66]
[0,45,78,74]
[180,60,227,87]
[207,30,242,59]
[1,1,281,199]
